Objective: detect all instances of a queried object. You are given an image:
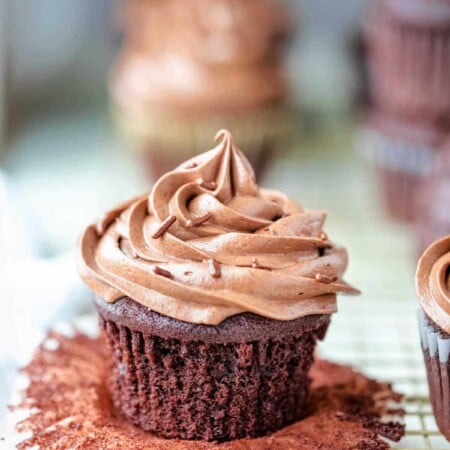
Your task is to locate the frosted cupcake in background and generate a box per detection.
[416,236,450,441]
[359,0,450,222]
[416,138,450,255]
[110,0,294,182]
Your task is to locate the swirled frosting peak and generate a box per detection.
[78,130,359,324]
[416,235,450,333]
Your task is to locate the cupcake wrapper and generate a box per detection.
[417,309,450,440]
[99,314,330,442]
[365,1,450,126]
[357,127,436,221]
[357,127,435,175]
[112,103,291,156]
[113,104,291,181]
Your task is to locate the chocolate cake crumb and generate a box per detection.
[11,332,405,449]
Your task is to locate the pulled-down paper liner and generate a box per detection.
[7,320,405,449]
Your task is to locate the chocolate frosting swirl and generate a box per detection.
[416,235,450,333]
[78,130,358,325]
[112,0,291,114]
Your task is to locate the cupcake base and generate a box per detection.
[97,297,330,442]
[418,310,450,441]
[10,329,405,449]
[112,104,291,183]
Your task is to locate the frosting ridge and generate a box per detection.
[78,130,359,324]
[416,235,450,333]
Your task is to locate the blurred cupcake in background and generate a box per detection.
[416,236,450,442]
[365,0,450,129]
[110,0,294,182]
[359,0,450,222]
[358,111,443,222]
[416,138,450,255]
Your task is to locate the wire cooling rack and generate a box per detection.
[271,143,450,449]
[320,294,449,449]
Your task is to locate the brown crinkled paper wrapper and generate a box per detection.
[9,330,404,449]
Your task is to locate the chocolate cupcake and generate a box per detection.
[77,130,359,442]
[358,111,443,222]
[416,236,450,441]
[111,0,293,182]
[365,0,450,130]
[416,138,450,254]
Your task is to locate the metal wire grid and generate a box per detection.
[319,295,450,450]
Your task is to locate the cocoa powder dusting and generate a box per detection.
[11,332,404,449]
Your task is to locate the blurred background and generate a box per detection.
[1,0,450,446]
[1,0,370,254]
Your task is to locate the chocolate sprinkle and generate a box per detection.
[186,213,211,227]
[185,162,198,169]
[251,258,272,271]
[315,273,338,284]
[199,180,217,190]
[151,216,176,239]
[208,259,221,278]
[153,266,174,279]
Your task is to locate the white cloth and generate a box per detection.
[0,171,90,364]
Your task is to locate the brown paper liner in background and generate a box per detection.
[357,113,442,222]
[112,104,292,182]
[365,0,450,129]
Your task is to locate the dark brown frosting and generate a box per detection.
[111,0,292,114]
[416,235,450,333]
[77,130,358,324]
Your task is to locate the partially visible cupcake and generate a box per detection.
[111,0,294,182]
[360,0,450,221]
[358,111,443,222]
[365,0,450,130]
[416,236,450,441]
[77,130,359,442]
[416,138,450,254]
